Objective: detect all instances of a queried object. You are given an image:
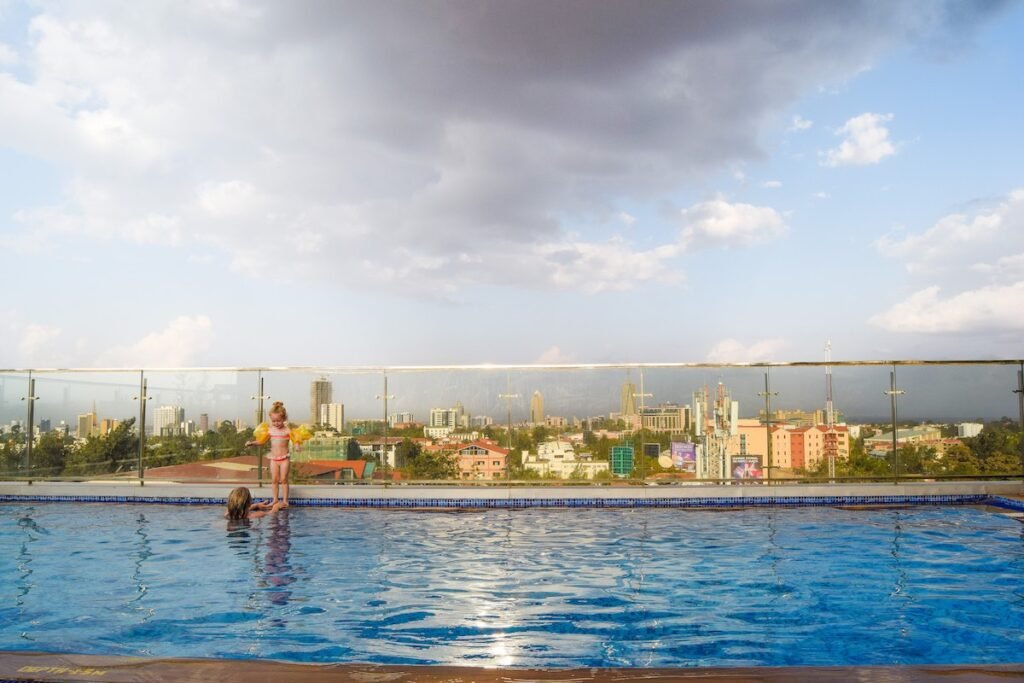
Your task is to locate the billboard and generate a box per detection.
[670,442,697,473]
[643,443,661,459]
[611,445,634,476]
[730,455,763,480]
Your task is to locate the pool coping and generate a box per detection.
[0,479,1021,509]
[2,651,1024,683]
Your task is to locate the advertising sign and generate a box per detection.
[611,445,634,477]
[671,442,697,473]
[730,455,763,480]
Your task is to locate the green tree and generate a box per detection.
[346,437,365,460]
[394,438,421,470]
[31,430,73,477]
[938,444,981,476]
[531,425,550,444]
[405,448,458,480]
[65,418,138,476]
[0,436,24,476]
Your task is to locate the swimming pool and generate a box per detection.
[1,503,1022,668]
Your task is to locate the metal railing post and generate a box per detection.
[133,371,151,484]
[758,369,778,486]
[885,368,905,483]
[251,373,269,488]
[22,373,39,475]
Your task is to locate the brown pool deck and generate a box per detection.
[2,652,1024,683]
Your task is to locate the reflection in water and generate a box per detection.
[129,513,153,613]
[890,511,912,641]
[264,510,295,614]
[16,508,42,607]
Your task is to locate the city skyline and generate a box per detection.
[2,362,1020,432]
[2,3,1024,369]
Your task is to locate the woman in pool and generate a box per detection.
[246,401,298,508]
[224,486,280,520]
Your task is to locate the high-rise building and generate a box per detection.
[199,413,209,433]
[388,411,414,427]
[453,401,469,428]
[154,405,185,437]
[99,418,120,436]
[76,413,96,439]
[39,418,51,433]
[320,403,345,432]
[470,415,493,428]
[530,391,544,424]
[430,407,458,428]
[620,381,637,417]
[310,377,333,424]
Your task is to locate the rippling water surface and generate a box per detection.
[1,503,1022,667]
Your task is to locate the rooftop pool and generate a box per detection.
[1,502,1022,668]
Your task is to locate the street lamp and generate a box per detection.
[884,369,905,482]
[499,385,519,481]
[21,372,40,476]
[633,370,652,481]
[376,373,394,480]
[132,371,151,483]
[758,369,778,486]
[250,372,270,487]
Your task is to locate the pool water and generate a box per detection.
[1,503,1022,668]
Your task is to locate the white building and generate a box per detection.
[430,407,458,428]
[522,440,609,479]
[424,425,454,439]
[957,422,983,438]
[154,406,185,437]
[388,411,414,427]
[320,403,345,432]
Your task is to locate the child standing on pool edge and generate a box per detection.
[247,401,297,508]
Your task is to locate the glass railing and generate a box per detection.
[1,361,1022,485]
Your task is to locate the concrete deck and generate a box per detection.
[2,652,1024,683]
[1,479,1021,505]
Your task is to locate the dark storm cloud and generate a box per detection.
[6,0,1009,295]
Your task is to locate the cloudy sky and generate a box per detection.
[2,0,1023,369]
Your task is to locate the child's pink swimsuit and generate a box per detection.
[268,424,291,461]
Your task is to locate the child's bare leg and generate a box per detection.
[280,460,291,507]
[270,460,281,505]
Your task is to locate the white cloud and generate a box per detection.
[706,338,787,363]
[95,315,214,368]
[0,313,65,367]
[788,115,813,132]
[618,211,637,226]
[813,191,830,199]
[535,238,682,294]
[875,189,1022,274]
[18,324,62,359]
[536,346,577,364]
[971,252,1024,279]
[679,196,787,250]
[869,283,1024,333]
[822,112,896,167]
[762,180,782,189]
[0,42,17,66]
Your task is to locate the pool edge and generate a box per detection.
[3,651,1024,683]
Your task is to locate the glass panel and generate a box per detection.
[141,369,261,483]
[0,371,29,478]
[3,361,1019,488]
[13,370,142,480]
